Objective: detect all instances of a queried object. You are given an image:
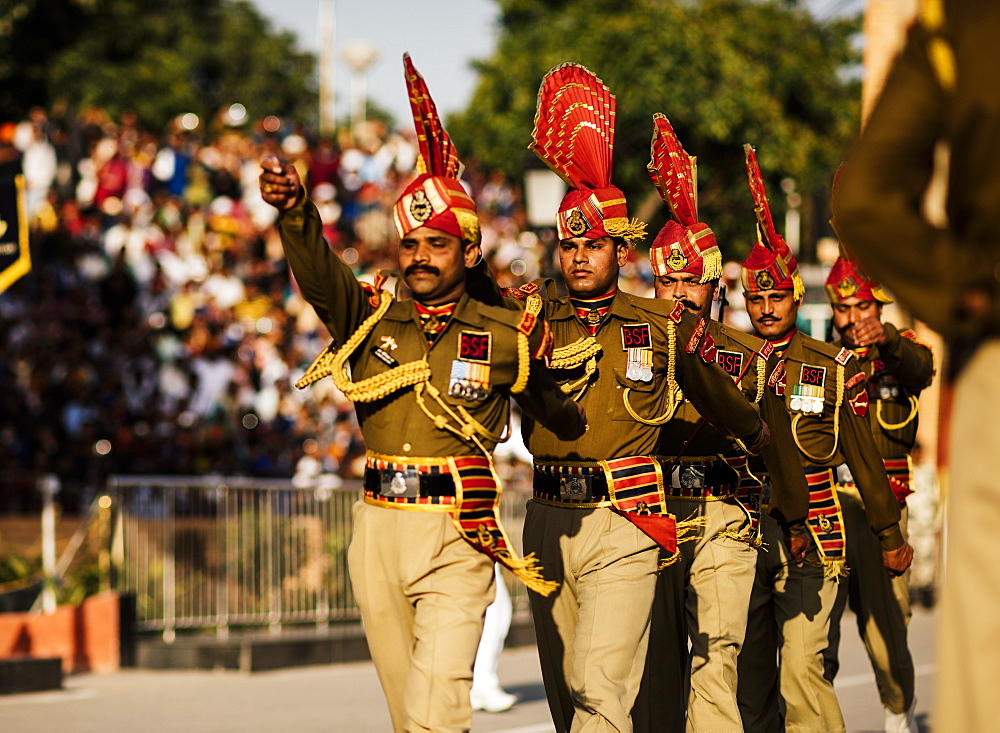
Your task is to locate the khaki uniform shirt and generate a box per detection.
[656,321,809,532]
[835,323,935,459]
[276,200,584,457]
[772,330,903,550]
[466,274,766,463]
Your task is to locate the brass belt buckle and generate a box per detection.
[380,469,420,498]
[559,475,593,501]
[672,465,705,490]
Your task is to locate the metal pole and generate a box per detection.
[39,474,60,614]
[318,0,337,136]
[98,495,112,593]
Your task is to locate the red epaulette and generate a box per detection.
[835,347,853,366]
[900,329,934,352]
[685,318,707,354]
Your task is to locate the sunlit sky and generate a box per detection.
[249,0,500,126]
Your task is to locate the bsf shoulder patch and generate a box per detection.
[835,347,853,366]
[621,322,653,350]
[717,350,745,382]
[502,286,527,300]
[685,318,707,354]
[850,389,870,417]
[845,371,866,391]
[668,300,685,323]
[459,330,492,363]
[758,341,774,360]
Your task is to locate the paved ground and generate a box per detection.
[1,607,936,732]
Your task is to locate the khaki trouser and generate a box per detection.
[937,338,1000,732]
[348,500,495,733]
[524,501,660,733]
[826,486,914,714]
[737,513,844,733]
[634,498,758,732]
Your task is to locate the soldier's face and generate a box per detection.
[558,237,628,298]
[831,296,881,347]
[654,272,718,318]
[398,226,479,305]
[745,288,798,339]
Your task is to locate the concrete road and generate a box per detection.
[0,608,936,732]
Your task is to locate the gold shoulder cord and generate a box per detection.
[920,0,956,92]
[792,364,844,463]
[296,288,502,456]
[876,395,920,431]
[623,320,680,426]
[752,353,766,403]
[550,337,602,399]
[511,294,543,395]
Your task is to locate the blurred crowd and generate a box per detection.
[1,107,642,514]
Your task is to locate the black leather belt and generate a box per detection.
[364,467,455,498]
[532,471,609,502]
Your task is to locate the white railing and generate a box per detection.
[109,469,532,641]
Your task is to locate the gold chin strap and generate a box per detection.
[550,336,602,399]
[876,395,920,431]
[623,320,680,425]
[792,363,845,464]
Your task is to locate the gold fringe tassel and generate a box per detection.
[715,529,765,549]
[822,558,850,581]
[501,551,559,597]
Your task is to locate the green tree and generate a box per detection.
[450,0,860,259]
[1,0,316,134]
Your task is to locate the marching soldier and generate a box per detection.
[633,115,810,732]
[470,65,770,732]
[259,55,586,733]
[822,256,934,733]
[735,145,913,733]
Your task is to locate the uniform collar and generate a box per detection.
[382,292,484,329]
[549,289,639,322]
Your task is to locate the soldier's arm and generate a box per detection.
[512,318,586,441]
[261,159,372,345]
[833,22,961,334]
[880,323,935,393]
[840,362,905,551]
[675,312,767,451]
[756,382,809,536]
[465,258,508,308]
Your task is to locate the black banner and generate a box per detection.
[0,174,30,293]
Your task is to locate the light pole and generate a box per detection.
[341,40,378,140]
[318,0,337,137]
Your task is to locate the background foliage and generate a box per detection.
[449,0,862,259]
[0,0,317,133]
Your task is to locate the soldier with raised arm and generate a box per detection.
[823,256,935,733]
[259,55,585,733]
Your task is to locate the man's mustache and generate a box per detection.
[405,264,440,277]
